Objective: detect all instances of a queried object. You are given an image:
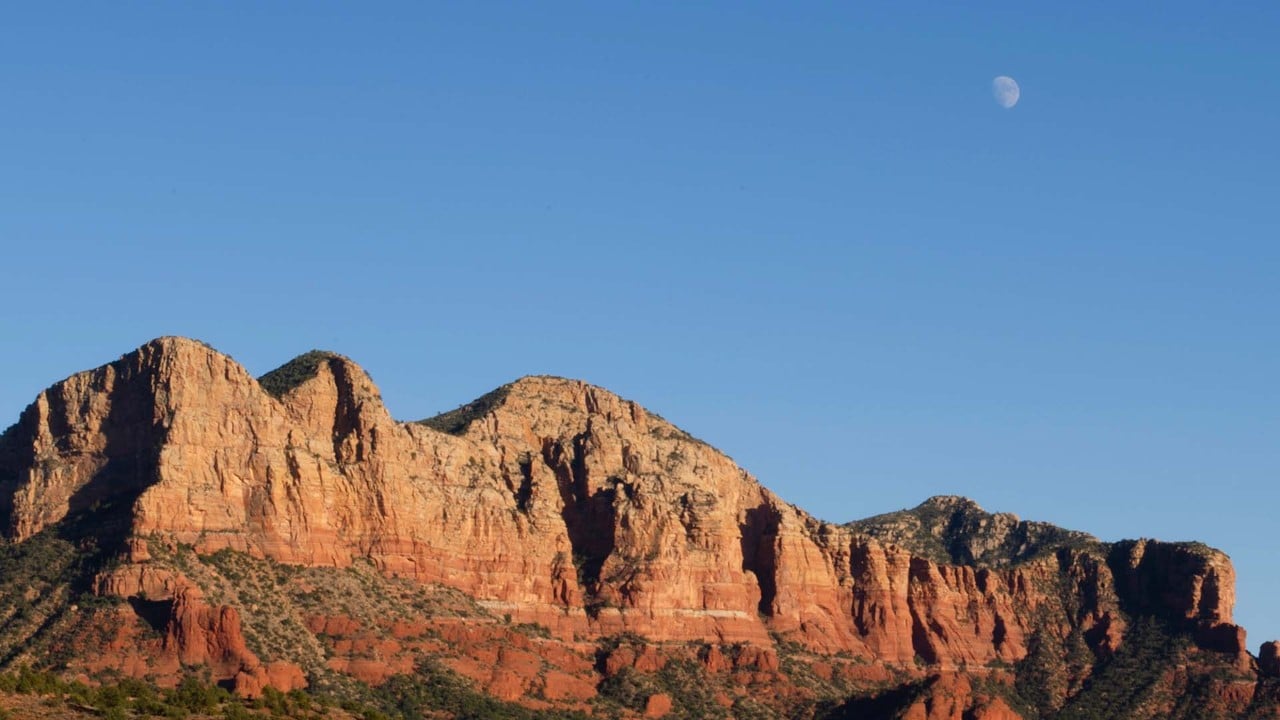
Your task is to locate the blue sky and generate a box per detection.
[2,3,1278,647]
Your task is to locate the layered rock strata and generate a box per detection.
[0,337,1266,714]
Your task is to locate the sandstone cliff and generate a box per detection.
[0,337,1271,719]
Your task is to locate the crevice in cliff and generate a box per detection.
[848,541,874,637]
[512,452,534,513]
[328,359,366,463]
[908,604,938,665]
[908,560,940,665]
[992,612,1008,651]
[542,432,616,615]
[739,504,781,616]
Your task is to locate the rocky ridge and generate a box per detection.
[0,337,1274,719]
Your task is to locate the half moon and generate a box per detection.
[992,76,1020,109]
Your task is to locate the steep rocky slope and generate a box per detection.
[0,337,1274,719]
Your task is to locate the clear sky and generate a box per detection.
[2,3,1277,648]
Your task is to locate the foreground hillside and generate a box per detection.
[0,337,1277,719]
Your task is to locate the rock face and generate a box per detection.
[0,337,1273,719]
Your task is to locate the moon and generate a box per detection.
[992,76,1020,109]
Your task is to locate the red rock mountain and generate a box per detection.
[0,337,1275,719]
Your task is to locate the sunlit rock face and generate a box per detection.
[0,337,1265,717]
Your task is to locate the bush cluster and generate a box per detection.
[0,668,343,720]
[365,658,590,720]
[257,351,336,398]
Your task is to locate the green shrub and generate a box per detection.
[415,385,513,435]
[367,659,590,720]
[169,675,228,711]
[1056,617,1185,720]
[258,351,338,398]
[221,703,255,720]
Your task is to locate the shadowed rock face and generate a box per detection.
[0,337,1270,717]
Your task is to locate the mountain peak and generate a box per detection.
[137,335,219,351]
[848,495,1098,567]
[916,494,986,513]
[417,375,629,433]
[257,349,349,398]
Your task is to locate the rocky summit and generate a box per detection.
[0,337,1276,719]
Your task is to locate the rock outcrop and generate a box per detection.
[0,337,1272,718]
